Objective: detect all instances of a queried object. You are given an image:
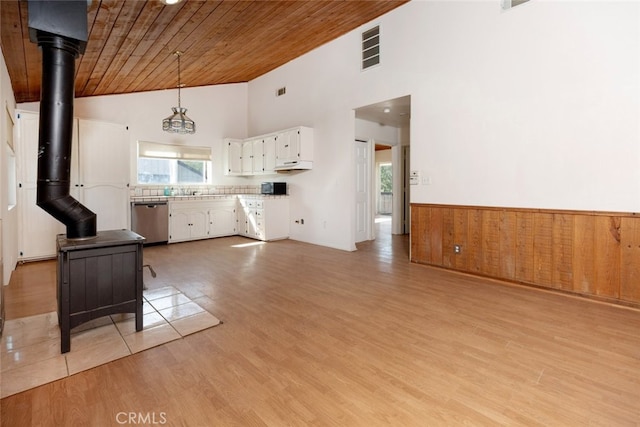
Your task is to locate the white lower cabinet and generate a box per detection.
[209,201,237,237]
[169,199,238,243]
[169,205,208,242]
[237,199,257,238]
[167,196,289,243]
[237,197,289,241]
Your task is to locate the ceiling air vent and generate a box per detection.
[362,25,380,70]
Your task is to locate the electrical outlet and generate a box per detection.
[454,244,461,254]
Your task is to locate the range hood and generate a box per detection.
[274,160,313,171]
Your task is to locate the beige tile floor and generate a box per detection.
[1,286,221,398]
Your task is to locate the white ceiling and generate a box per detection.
[355,95,411,128]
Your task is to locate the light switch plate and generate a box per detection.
[410,170,419,185]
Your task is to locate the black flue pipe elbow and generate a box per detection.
[35,33,96,239]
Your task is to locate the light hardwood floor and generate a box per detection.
[2,222,640,426]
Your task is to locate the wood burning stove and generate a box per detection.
[57,230,145,353]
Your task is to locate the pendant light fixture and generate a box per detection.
[162,51,196,134]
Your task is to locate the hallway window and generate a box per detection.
[379,163,392,214]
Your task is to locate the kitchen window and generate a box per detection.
[137,141,212,184]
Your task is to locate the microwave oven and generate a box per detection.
[261,182,287,195]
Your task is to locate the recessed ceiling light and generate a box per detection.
[161,0,183,5]
[383,107,391,113]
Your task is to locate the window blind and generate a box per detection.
[138,141,211,161]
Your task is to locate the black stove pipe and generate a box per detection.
[35,34,96,239]
[28,1,95,239]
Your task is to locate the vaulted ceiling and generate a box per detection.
[0,0,408,104]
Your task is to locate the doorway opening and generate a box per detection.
[354,95,411,253]
[375,146,393,235]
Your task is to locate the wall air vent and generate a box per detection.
[362,25,380,70]
[276,87,286,97]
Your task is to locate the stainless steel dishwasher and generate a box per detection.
[131,201,169,244]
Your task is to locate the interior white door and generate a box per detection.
[81,184,129,231]
[355,140,370,243]
[77,119,129,231]
[77,119,128,185]
[17,111,65,260]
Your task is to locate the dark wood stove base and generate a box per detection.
[59,301,143,354]
[57,230,145,354]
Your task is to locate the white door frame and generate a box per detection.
[390,145,410,235]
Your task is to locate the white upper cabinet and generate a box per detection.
[252,138,265,174]
[240,138,267,175]
[275,130,295,163]
[263,135,277,174]
[224,138,242,176]
[224,126,313,176]
[275,126,313,170]
[241,139,253,175]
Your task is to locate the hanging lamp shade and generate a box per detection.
[163,107,195,134]
[163,51,196,134]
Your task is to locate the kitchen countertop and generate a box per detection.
[130,194,289,203]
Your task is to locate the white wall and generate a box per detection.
[247,0,640,250]
[355,118,399,146]
[409,0,640,211]
[247,28,411,250]
[0,44,18,285]
[20,83,250,186]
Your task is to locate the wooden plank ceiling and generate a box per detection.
[0,0,408,104]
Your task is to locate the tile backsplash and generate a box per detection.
[130,185,261,197]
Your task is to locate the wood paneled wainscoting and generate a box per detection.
[410,204,640,306]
